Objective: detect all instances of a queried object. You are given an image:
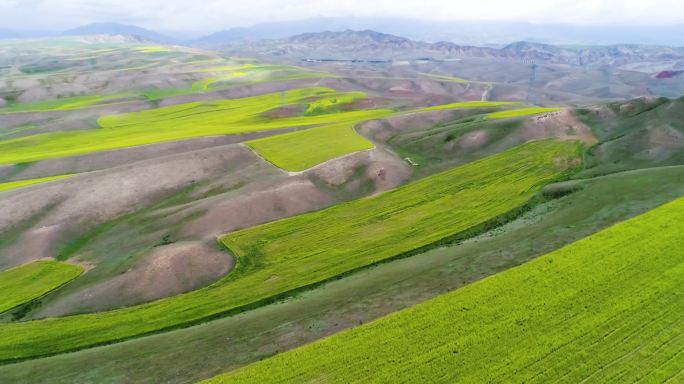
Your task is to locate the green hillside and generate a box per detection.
[205,192,684,383]
[0,140,580,362]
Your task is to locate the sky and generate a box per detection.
[2,0,684,37]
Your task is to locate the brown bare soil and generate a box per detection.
[0,127,411,315]
[520,109,597,144]
[0,144,264,267]
[33,241,233,318]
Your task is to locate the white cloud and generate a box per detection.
[0,0,17,8]
[2,0,684,34]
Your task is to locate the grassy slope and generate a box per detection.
[0,87,547,170]
[0,140,580,362]
[0,175,71,193]
[0,261,83,314]
[207,193,684,384]
[245,100,528,172]
[222,140,582,302]
[575,97,684,178]
[2,165,683,384]
[246,123,375,171]
[382,109,524,171]
[0,88,392,165]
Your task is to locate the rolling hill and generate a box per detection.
[0,34,683,384]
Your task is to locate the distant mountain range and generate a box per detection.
[3,18,684,47]
[192,17,684,47]
[62,22,175,43]
[0,22,174,42]
[1,21,684,69]
[218,29,684,68]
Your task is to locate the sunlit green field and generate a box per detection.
[418,72,470,83]
[487,106,560,119]
[0,94,135,114]
[246,122,377,171]
[132,46,172,53]
[244,99,548,171]
[205,192,684,384]
[0,175,71,193]
[419,100,517,112]
[0,88,390,165]
[244,98,533,172]
[304,91,367,115]
[0,261,83,314]
[192,64,336,91]
[0,140,580,362]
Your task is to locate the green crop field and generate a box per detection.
[0,88,391,165]
[0,175,71,193]
[138,87,197,101]
[0,140,580,362]
[418,100,517,112]
[304,91,367,115]
[3,165,684,384]
[96,87,332,128]
[243,98,536,172]
[0,94,134,114]
[194,64,257,73]
[192,64,336,91]
[205,193,684,384]
[0,81,550,169]
[245,98,531,172]
[246,121,377,171]
[192,71,249,91]
[132,46,172,53]
[487,106,560,119]
[0,261,83,314]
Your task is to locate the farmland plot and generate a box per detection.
[0,140,581,362]
[205,192,684,384]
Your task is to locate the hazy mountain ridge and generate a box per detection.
[4,17,684,46]
[191,17,684,46]
[62,22,175,43]
[219,29,684,67]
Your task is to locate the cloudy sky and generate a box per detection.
[2,0,684,36]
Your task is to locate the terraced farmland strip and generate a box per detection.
[418,72,470,83]
[246,122,376,171]
[133,46,172,53]
[193,64,256,73]
[0,94,133,114]
[305,91,367,115]
[193,71,248,91]
[0,175,71,193]
[0,261,84,314]
[0,88,391,165]
[97,87,334,128]
[192,65,336,91]
[247,98,539,171]
[419,100,517,112]
[203,192,684,384]
[0,140,580,362]
[3,164,684,384]
[487,106,560,119]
